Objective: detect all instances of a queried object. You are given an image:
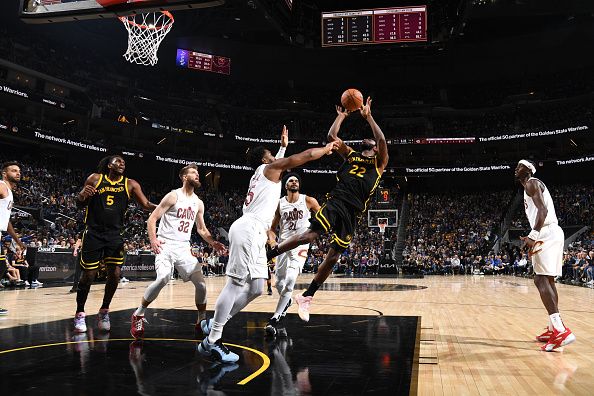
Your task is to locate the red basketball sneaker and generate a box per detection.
[130,314,147,339]
[536,328,554,342]
[541,328,576,352]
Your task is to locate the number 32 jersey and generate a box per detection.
[157,188,201,242]
[331,150,382,212]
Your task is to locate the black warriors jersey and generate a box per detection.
[330,150,382,212]
[84,174,130,232]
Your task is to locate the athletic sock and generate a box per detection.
[208,320,224,344]
[550,313,566,332]
[548,316,554,331]
[303,281,321,297]
[134,305,147,317]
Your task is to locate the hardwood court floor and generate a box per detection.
[1,274,593,395]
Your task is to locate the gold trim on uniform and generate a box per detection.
[315,205,332,231]
[124,178,130,199]
[104,175,124,185]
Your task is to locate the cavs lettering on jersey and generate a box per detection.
[157,188,201,242]
[331,150,382,212]
[279,194,310,242]
[85,174,130,232]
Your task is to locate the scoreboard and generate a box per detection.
[322,6,427,47]
[175,49,231,75]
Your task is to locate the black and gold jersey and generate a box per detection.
[330,150,382,213]
[84,174,130,232]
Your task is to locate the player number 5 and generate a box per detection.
[106,195,114,206]
[349,165,366,178]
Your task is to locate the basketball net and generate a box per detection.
[378,223,386,235]
[119,11,174,66]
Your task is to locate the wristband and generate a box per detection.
[528,230,540,241]
[275,146,286,159]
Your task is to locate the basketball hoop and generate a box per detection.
[119,11,174,66]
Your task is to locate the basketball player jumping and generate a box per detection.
[267,98,389,322]
[265,173,320,336]
[515,160,576,351]
[197,125,338,363]
[130,164,226,339]
[0,162,27,316]
[74,155,156,333]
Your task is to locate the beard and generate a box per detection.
[288,186,299,193]
[189,179,202,189]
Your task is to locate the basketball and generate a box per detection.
[341,88,364,111]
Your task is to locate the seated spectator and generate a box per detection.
[4,249,25,287]
[11,247,42,287]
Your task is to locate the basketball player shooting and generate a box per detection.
[267,97,389,322]
[130,164,227,339]
[197,126,339,363]
[73,155,156,333]
[265,173,321,336]
[515,160,576,351]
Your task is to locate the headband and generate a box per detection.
[285,176,299,188]
[518,160,536,174]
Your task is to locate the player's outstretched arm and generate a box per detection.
[264,142,339,182]
[195,200,227,254]
[76,173,100,208]
[361,97,389,171]
[275,125,289,159]
[147,191,176,254]
[267,205,281,247]
[128,179,157,211]
[306,196,321,213]
[328,106,353,158]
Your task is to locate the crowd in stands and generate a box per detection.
[1,153,397,286]
[403,184,594,287]
[402,190,512,274]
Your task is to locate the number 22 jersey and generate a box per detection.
[331,150,382,212]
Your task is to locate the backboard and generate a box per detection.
[20,0,223,23]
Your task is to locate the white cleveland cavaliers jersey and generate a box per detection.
[242,164,281,227]
[524,178,558,229]
[278,194,310,242]
[0,180,13,232]
[157,188,201,242]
